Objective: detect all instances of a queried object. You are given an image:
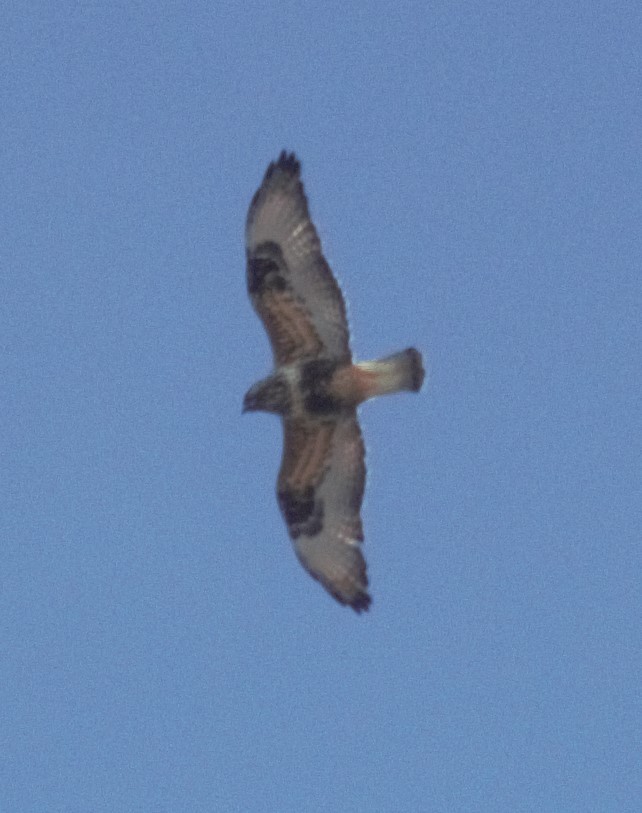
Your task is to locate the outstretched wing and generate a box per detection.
[277,415,370,612]
[246,152,351,365]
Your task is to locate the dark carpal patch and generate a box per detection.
[278,485,324,539]
[247,241,288,295]
[300,358,343,416]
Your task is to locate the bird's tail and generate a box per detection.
[355,348,425,398]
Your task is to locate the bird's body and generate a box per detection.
[244,152,424,612]
[244,350,423,419]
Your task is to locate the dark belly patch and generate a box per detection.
[300,358,344,416]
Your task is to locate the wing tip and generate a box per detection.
[313,571,372,614]
[266,150,300,181]
[349,590,372,613]
[333,573,372,614]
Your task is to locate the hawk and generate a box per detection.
[244,152,424,612]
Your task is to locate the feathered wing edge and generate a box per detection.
[277,416,371,613]
[245,152,352,362]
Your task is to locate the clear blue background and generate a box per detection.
[2,2,640,811]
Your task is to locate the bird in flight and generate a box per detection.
[244,152,424,612]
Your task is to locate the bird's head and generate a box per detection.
[243,374,290,415]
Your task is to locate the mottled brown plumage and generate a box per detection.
[244,152,424,611]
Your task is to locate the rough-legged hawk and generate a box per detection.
[244,152,424,612]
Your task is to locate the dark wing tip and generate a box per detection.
[316,566,371,613]
[265,150,300,181]
[350,591,372,614]
[247,152,302,232]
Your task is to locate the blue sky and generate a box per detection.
[2,2,640,810]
